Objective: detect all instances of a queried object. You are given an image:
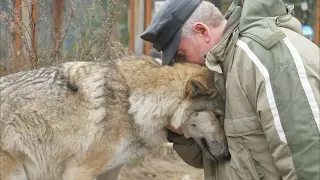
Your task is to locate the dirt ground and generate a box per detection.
[118,143,204,180]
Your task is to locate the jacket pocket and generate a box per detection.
[238,147,262,180]
[229,138,262,180]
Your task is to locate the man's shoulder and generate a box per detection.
[239,17,286,51]
[235,25,318,78]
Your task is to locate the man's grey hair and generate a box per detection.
[182,1,225,39]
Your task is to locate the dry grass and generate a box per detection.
[0,0,129,76]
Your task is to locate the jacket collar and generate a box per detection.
[205,0,291,74]
[205,5,241,74]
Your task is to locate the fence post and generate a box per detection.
[13,0,22,71]
[52,0,65,55]
[129,0,135,54]
[143,0,152,56]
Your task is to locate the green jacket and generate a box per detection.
[168,0,320,180]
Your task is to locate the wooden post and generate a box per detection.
[52,0,65,54]
[31,0,38,67]
[14,0,22,71]
[14,0,21,52]
[143,0,152,56]
[21,0,33,69]
[315,0,320,46]
[129,0,135,54]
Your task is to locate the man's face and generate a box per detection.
[174,36,208,65]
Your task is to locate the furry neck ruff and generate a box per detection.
[115,56,208,140]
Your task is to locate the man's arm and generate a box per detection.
[167,130,204,168]
[237,38,320,180]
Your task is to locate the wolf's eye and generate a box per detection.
[192,124,196,127]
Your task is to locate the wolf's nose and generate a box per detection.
[222,144,231,160]
[222,152,231,160]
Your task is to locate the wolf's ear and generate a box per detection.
[185,78,210,99]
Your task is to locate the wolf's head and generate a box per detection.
[181,111,230,161]
[124,57,229,160]
[169,63,230,161]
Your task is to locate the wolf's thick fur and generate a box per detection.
[0,56,227,180]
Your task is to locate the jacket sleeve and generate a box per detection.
[255,75,297,180]
[167,130,204,168]
[237,38,320,180]
[256,72,320,180]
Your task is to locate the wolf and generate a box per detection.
[0,55,229,180]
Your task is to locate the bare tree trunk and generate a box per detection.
[206,0,222,10]
[52,0,65,54]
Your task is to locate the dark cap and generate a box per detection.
[141,0,203,65]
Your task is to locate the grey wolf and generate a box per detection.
[0,55,229,180]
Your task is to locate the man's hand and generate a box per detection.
[166,129,204,168]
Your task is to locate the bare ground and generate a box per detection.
[118,143,204,180]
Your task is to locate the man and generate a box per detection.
[141,0,320,180]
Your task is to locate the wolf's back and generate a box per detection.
[0,61,130,147]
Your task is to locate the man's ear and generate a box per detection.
[193,22,211,42]
[185,78,210,98]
